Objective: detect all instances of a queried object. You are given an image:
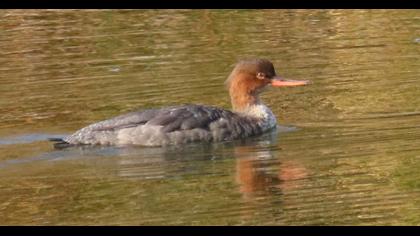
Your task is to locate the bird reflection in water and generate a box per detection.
[234,128,308,221]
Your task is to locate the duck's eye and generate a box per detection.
[256,72,266,80]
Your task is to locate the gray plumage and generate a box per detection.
[60,104,268,147]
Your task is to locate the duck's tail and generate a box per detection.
[48,138,74,149]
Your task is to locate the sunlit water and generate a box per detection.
[0,9,419,225]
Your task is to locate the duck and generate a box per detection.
[50,59,309,148]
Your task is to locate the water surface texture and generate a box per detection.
[0,10,420,225]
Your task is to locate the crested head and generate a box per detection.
[225,58,277,89]
[225,58,278,112]
[225,58,310,114]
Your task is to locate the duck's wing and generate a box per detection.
[88,104,233,133]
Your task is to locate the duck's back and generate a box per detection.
[60,104,265,147]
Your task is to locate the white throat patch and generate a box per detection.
[242,104,277,131]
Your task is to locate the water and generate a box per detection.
[0,9,419,225]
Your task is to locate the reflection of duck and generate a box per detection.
[235,145,280,195]
[51,59,309,148]
[235,132,308,197]
[233,135,309,222]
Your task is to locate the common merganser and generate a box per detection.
[51,59,309,148]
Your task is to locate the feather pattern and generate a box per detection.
[62,104,276,146]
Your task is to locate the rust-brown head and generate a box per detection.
[225,59,309,112]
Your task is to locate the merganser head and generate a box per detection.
[226,58,309,112]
